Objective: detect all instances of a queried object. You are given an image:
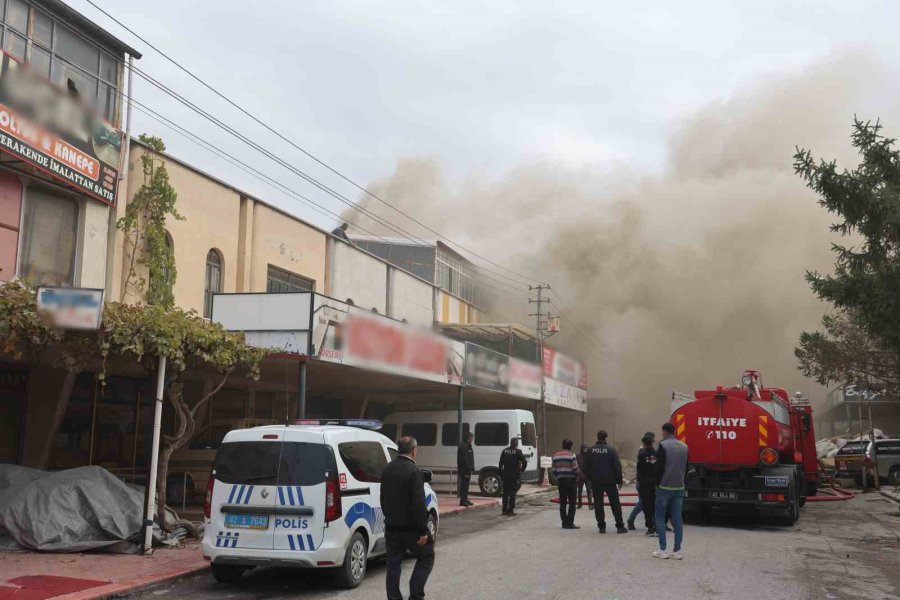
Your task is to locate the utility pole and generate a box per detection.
[529,284,556,475]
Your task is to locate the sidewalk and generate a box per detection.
[881,487,900,504]
[0,488,554,600]
[0,544,205,600]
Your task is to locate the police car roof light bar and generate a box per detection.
[290,418,383,431]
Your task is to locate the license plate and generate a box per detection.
[225,514,269,529]
[711,491,737,499]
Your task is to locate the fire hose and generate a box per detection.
[550,482,854,506]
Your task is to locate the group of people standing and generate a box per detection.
[552,422,689,559]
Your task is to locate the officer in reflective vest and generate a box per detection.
[499,437,528,516]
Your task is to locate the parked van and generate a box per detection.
[382,410,537,496]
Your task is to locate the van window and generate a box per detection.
[875,442,900,455]
[339,442,388,483]
[214,441,280,485]
[836,442,868,456]
[278,442,336,486]
[520,422,536,448]
[402,423,437,446]
[381,424,398,442]
[475,422,509,447]
[442,423,470,446]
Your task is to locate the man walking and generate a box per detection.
[627,431,656,530]
[585,430,627,534]
[552,439,580,529]
[653,422,689,560]
[381,436,434,600]
[576,444,593,510]
[635,434,659,536]
[457,431,475,507]
[499,437,528,516]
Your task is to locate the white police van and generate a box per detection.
[201,419,439,588]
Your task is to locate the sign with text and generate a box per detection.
[544,377,587,412]
[543,347,587,390]
[36,286,104,330]
[0,52,122,205]
[464,343,508,393]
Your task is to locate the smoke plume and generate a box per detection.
[345,54,890,437]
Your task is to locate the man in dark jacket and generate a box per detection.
[380,436,434,600]
[635,434,659,535]
[584,430,627,534]
[457,431,475,507]
[576,444,594,509]
[498,437,528,516]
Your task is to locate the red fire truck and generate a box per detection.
[670,370,819,524]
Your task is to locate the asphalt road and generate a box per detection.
[124,493,900,600]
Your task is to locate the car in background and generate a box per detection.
[834,439,900,487]
[201,420,439,588]
[168,418,276,504]
[382,409,537,496]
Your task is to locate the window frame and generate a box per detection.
[16,182,79,286]
[400,423,437,447]
[338,441,389,483]
[0,0,123,123]
[266,264,314,293]
[203,248,223,318]
[474,422,510,447]
[441,422,470,446]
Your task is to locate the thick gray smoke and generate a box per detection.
[344,54,889,438]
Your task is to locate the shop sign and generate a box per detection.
[464,343,508,392]
[0,52,123,205]
[543,347,588,390]
[544,377,587,412]
[36,286,104,330]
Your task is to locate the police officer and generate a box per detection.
[585,430,627,534]
[499,437,528,516]
[457,431,475,507]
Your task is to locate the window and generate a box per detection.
[874,442,900,456]
[401,423,437,446]
[266,265,314,293]
[474,422,509,447]
[278,442,336,486]
[213,441,281,486]
[204,249,222,318]
[0,1,122,122]
[520,422,536,448]
[339,441,388,483]
[189,424,231,450]
[441,422,470,446]
[380,423,398,442]
[18,186,78,286]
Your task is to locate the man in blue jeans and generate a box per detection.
[653,422,688,560]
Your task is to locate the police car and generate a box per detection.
[201,419,439,588]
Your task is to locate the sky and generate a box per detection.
[63,0,900,410]
[69,0,900,227]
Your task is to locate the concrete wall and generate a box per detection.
[331,240,387,313]
[248,203,326,293]
[389,267,433,325]
[116,143,326,309]
[76,200,109,289]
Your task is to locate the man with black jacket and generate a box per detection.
[457,431,475,507]
[498,437,528,516]
[380,436,434,600]
[585,430,627,534]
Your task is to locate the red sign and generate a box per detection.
[543,347,587,390]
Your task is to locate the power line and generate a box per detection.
[83,0,546,289]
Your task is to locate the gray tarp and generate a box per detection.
[0,464,145,552]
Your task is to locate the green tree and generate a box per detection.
[794,117,900,350]
[0,281,266,529]
[119,134,183,307]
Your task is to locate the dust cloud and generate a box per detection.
[344,54,889,440]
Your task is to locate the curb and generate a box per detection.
[56,561,209,600]
[880,490,900,504]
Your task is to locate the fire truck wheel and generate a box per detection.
[805,481,818,498]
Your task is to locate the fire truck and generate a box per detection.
[670,370,819,524]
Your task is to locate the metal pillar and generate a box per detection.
[143,355,166,554]
[297,361,307,419]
